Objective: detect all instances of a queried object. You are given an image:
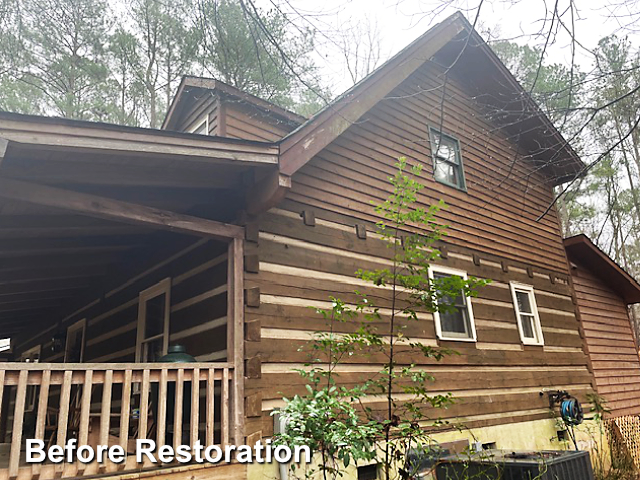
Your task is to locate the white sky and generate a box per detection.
[279,0,640,93]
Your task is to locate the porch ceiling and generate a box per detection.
[0,112,262,339]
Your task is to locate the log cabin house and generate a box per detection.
[0,10,618,480]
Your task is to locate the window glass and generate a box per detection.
[430,128,466,190]
[510,283,544,346]
[431,269,476,341]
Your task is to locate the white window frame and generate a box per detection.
[429,265,477,342]
[509,282,544,346]
[64,318,87,363]
[135,278,171,363]
[189,115,209,135]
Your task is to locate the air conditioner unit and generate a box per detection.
[435,449,594,480]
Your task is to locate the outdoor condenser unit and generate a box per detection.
[435,449,594,480]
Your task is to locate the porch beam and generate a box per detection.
[246,170,291,215]
[0,178,244,241]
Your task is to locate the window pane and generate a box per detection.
[145,294,166,339]
[441,308,469,336]
[515,291,533,314]
[435,160,459,186]
[520,314,536,339]
[433,137,459,164]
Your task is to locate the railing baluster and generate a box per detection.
[173,368,184,453]
[56,371,73,447]
[156,369,168,449]
[119,369,132,458]
[190,367,199,448]
[206,368,214,446]
[9,370,28,479]
[32,369,51,479]
[0,362,234,479]
[0,370,5,428]
[222,368,229,448]
[77,370,93,475]
[100,370,113,453]
[138,369,150,440]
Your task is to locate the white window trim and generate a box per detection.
[64,318,86,363]
[509,282,544,346]
[429,265,477,342]
[189,115,209,135]
[135,278,171,363]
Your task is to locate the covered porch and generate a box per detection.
[0,112,275,479]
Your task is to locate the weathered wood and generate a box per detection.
[100,370,113,449]
[139,369,150,440]
[173,368,184,452]
[206,368,215,446]
[9,370,27,479]
[246,171,291,216]
[228,237,245,443]
[0,178,244,241]
[190,367,200,447]
[157,369,168,448]
[32,369,50,478]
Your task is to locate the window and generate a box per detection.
[429,128,467,190]
[64,319,86,363]
[136,278,171,363]
[429,266,477,341]
[510,282,544,346]
[190,116,208,135]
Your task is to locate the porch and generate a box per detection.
[0,113,277,479]
[0,362,235,480]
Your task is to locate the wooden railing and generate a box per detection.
[0,362,234,480]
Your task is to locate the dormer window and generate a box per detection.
[190,116,208,135]
[429,128,467,191]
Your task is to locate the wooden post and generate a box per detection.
[227,237,245,445]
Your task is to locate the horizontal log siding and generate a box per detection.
[571,258,640,416]
[244,207,594,438]
[224,102,296,142]
[289,62,570,273]
[16,240,228,364]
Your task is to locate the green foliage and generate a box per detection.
[196,0,325,112]
[274,158,489,479]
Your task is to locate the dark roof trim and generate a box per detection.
[162,76,306,131]
[564,234,640,305]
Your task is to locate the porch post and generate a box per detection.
[227,237,245,444]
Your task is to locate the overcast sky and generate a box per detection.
[279,0,640,93]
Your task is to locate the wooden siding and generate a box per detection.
[571,258,640,417]
[172,92,299,142]
[178,93,219,135]
[224,102,296,142]
[243,207,594,439]
[288,62,569,274]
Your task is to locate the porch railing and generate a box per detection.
[0,362,234,480]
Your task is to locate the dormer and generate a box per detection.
[162,76,305,141]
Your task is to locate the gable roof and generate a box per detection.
[279,12,584,186]
[564,234,640,305]
[162,76,305,131]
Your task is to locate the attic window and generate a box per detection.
[429,128,467,191]
[190,116,208,135]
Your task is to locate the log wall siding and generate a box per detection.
[288,62,570,274]
[15,239,229,364]
[173,93,299,141]
[243,207,594,439]
[570,258,640,417]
